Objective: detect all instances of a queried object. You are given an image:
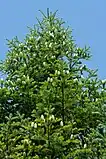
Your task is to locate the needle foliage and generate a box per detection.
[0,9,106,158]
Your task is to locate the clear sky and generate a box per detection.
[0,0,106,79]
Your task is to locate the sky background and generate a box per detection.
[0,0,106,79]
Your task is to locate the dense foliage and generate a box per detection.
[0,10,106,158]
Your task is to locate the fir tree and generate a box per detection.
[0,9,106,158]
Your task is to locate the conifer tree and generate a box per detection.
[0,9,106,158]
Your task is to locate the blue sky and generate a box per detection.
[0,0,106,79]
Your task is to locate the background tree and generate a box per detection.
[0,9,106,158]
